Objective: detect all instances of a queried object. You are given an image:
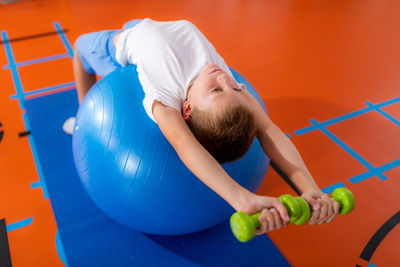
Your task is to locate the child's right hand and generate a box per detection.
[241,194,290,235]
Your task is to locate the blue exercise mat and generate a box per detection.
[24,89,290,266]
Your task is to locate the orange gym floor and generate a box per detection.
[1,0,399,266]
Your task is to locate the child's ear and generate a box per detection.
[183,101,192,120]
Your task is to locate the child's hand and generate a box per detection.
[241,194,290,235]
[302,190,340,225]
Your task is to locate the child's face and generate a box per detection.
[183,64,246,120]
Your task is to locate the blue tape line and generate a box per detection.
[292,97,400,187]
[53,21,73,57]
[295,108,371,135]
[285,133,291,139]
[3,53,70,69]
[368,262,378,267]
[31,180,41,189]
[6,217,33,232]
[22,112,50,199]
[10,81,76,100]
[56,230,69,266]
[321,182,346,194]
[295,97,400,136]
[1,31,25,110]
[310,119,388,182]
[349,158,399,184]
[369,97,400,108]
[366,101,400,127]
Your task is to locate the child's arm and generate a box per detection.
[244,91,339,224]
[152,101,290,232]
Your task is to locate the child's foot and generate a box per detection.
[63,117,76,135]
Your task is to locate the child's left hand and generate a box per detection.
[301,190,340,225]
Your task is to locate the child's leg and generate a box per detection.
[73,29,125,105]
[73,45,96,104]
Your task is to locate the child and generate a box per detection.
[65,18,339,235]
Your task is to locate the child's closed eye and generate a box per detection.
[238,83,247,90]
[212,84,244,92]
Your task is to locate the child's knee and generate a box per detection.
[74,32,95,55]
[74,35,85,54]
[73,42,78,57]
[73,39,82,63]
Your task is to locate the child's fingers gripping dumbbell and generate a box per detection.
[325,197,340,223]
[315,195,340,224]
[255,208,285,235]
[302,193,340,225]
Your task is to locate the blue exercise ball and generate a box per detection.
[72,65,270,235]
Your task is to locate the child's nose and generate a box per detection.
[217,72,228,80]
[217,72,231,85]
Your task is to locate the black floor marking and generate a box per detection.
[270,160,302,196]
[360,210,400,262]
[1,0,19,4]
[0,29,68,44]
[0,121,3,143]
[0,219,12,267]
[18,130,30,138]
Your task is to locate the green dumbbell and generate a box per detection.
[230,187,355,243]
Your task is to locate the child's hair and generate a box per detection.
[186,105,257,163]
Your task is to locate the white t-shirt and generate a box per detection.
[115,18,233,122]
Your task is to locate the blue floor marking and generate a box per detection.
[295,97,400,136]
[366,101,400,127]
[3,52,70,69]
[295,108,371,135]
[1,31,26,110]
[6,217,34,232]
[10,81,76,100]
[53,22,73,57]
[368,262,378,267]
[2,24,75,262]
[292,97,400,187]
[369,96,400,107]
[349,158,400,184]
[31,180,42,189]
[310,119,388,182]
[2,30,50,200]
[321,182,346,194]
[22,112,50,199]
[56,230,69,267]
